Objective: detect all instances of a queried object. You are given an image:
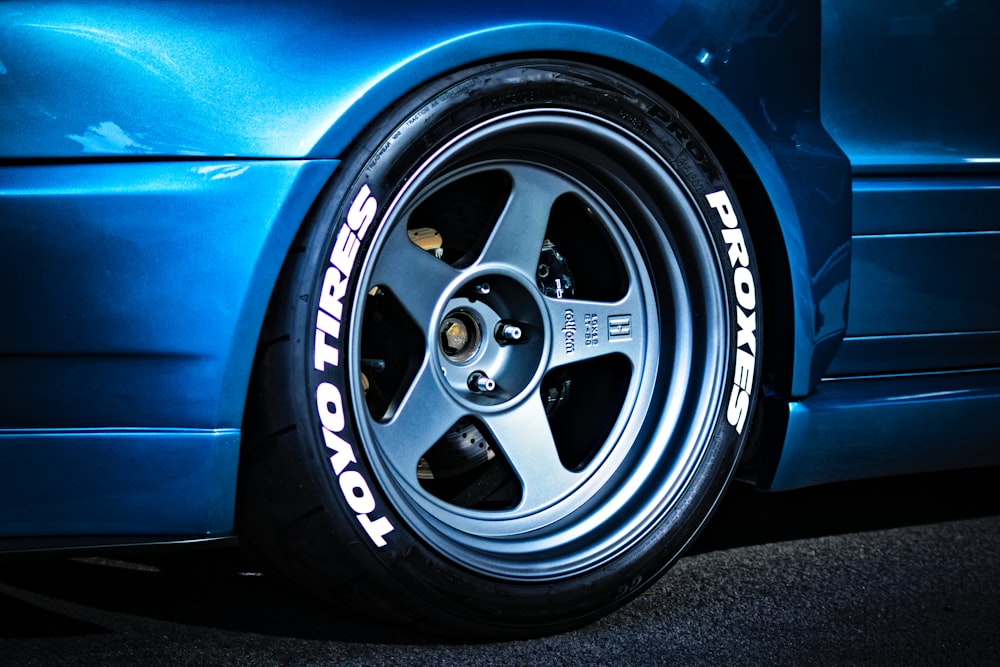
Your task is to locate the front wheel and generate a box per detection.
[239,60,762,637]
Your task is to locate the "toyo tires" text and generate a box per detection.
[239,60,761,637]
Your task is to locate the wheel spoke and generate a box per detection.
[483,399,580,513]
[369,225,459,330]
[545,284,647,370]
[370,358,465,479]
[476,165,573,276]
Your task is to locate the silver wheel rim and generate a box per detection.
[350,110,728,580]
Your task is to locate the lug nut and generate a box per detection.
[496,323,523,343]
[475,283,491,296]
[468,371,496,393]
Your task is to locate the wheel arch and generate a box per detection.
[300,23,847,399]
[232,23,848,485]
[280,24,848,457]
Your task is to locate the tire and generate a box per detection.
[239,60,761,637]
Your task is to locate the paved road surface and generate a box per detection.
[2,468,998,665]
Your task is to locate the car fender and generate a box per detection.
[0,0,847,418]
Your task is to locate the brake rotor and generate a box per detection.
[418,419,494,480]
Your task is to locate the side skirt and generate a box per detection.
[759,370,1000,491]
[0,429,239,540]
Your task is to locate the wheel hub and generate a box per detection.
[434,275,546,406]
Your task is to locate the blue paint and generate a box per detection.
[821,0,1000,171]
[0,160,337,429]
[0,0,996,543]
[762,372,1000,491]
[1,1,851,403]
[0,429,239,535]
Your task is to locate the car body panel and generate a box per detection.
[820,0,1000,375]
[762,371,1000,491]
[758,0,1000,490]
[0,160,337,430]
[820,0,1000,172]
[0,0,995,541]
[818,0,1000,376]
[0,1,715,160]
[1,0,849,394]
[0,159,333,537]
[0,429,238,536]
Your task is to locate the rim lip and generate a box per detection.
[347,109,728,581]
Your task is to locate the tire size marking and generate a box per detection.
[313,184,395,547]
[706,189,757,435]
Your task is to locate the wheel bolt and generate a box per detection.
[475,283,491,296]
[468,371,496,393]
[496,322,523,343]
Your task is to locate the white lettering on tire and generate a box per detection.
[311,185,395,547]
[706,189,757,435]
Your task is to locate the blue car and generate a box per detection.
[2,0,998,636]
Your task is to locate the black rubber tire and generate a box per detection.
[239,60,761,638]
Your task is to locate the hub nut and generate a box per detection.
[496,322,523,343]
[439,311,481,363]
[468,371,496,393]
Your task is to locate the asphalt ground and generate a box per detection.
[1,467,998,665]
